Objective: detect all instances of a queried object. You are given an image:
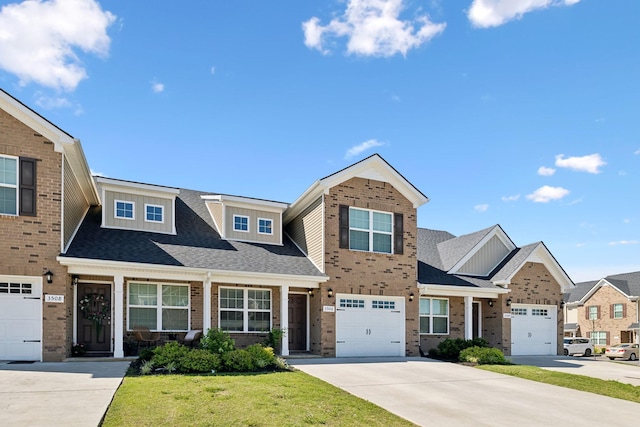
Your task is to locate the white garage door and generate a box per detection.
[336,294,405,357]
[0,278,42,361]
[511,304,557,356]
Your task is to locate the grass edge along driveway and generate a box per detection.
[478,364,640,403]
[102,370,416,427]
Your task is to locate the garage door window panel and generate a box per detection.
[220,288,271,332]
[420,298,449,334]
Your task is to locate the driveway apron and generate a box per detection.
[0,361,130,427]
[289,357,640,427]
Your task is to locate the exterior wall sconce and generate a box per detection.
[488,299,494,307]
[506,297,512,307]
[308,288,314,297]
[72,275,79,286]
[327,288,333,298]
[409,292,414,302]
[43,269,53,284]
[560,300,565,308]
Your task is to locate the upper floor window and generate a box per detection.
[587,305,599,321]
[0,156,17,215]
[115,200,134,220]
[145,204,164,223]
[613,303,624,319]
[233,215,249,232]
[349,207,392,254]
[258,218,273,235]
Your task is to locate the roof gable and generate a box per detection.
[573,272,640,303]
[443,225,516,275]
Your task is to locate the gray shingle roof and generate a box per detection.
[568,271,640,302]
[63,188,326,278]
[436,226,495,271]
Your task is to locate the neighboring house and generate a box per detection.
[0,89,574,361]
[417,226,573,356]
[564,271,640,346]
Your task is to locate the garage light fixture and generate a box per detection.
[488,299,494,307]
[308,288,314,297]
[409,292,414,302]
[560,300,565,308]
[43,269,53,284]
[506,297,512,307]
[72,275,79,286]
[327,288,333,298]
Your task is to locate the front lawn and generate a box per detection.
[478,365,640,403]
[102,371,416,427]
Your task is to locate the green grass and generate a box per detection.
[102,371,415,427]
[478,364,640,403]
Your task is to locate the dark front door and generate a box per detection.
[77,283,111,355]
[288,294,307,352]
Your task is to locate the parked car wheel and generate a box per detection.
[584,348,592,357]
[564,349,569,356]
[608,357,615,360]
[630,353,637,361]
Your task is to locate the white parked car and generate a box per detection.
[563,337,594,356]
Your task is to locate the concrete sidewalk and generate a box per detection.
[0,360,130,427]
[289,357,640,427]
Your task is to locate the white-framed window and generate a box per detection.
[258,218,273,235]
[588,306,598,320]
[219,287,271,332]
[349,207,393,254]
[233,215,249,232]
[613,303,624,319]
[591,331,607,346]
[0,155,18,216]
[127,282,189,331]
[145,204,164,223]
[0,282,32,294]
[115,200,135,220]
[419,298,449,334]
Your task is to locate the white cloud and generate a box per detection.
[608,240,639,246]
[624,219,630,224]
[345,139,385,159]
[501,194,520,202]
[537,166,555,176]
[526,185,570,203]
[474,204,489,213]
[555,153,606,174]
[467,0,580,29]
[302,0,446,57]
[35,96,71,110]
[152,82,165,93]
[0,0,116,91]
[634,149,640,155]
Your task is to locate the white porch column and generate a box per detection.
[280,285,289,356]
[113,275,124,358]
[464,296,473,340]
[203,275,212,332]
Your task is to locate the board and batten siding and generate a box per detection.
[103,190,174,234]
[225,206,281,244]
[208,202,223,234]
[458,234,510,276]
[286,196,324,270]
[63,158,89,248]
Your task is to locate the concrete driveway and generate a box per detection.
[0,361,130,427]
[289,357,640,427]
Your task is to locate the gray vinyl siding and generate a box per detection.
[103,190,174,234]
[225,206,281,245]
[286,196,323,269]
[63,158,89,248]
[458,234,510,276]
[209,202,223,234]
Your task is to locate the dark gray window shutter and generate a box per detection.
[19,157,36,216]
[394,213,403,254]
[339,205,349,249]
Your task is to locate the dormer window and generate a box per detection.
[145,204,164,223]
[258,218,273,235]
[115,200,134,220]
[233,215,249,232]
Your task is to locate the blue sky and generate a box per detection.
[0,0,638,282]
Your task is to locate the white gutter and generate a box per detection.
[418,283,510,298]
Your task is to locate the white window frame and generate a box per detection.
[257,217,273,235]
[127,282,190,332]
[613,303,624,319]
[233,214,249,233]
[419,297,449,335]
[0,154,18,216]
[588,306,598,320]
[348,207,393,254]
[144,203,164,223]
[591,331,607,346]
[219,287,272,333]
[115,199,135,220]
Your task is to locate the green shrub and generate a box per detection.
[200,328,235,355]
[434,338,488,360]
[222,349,254,372]
[246,344,276,369]
[140,360,154,375]
[179,349,222,373]
[459,346,508,365]
[264,328,285,351]
[151,342,190,369]
[138,347,155,362]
